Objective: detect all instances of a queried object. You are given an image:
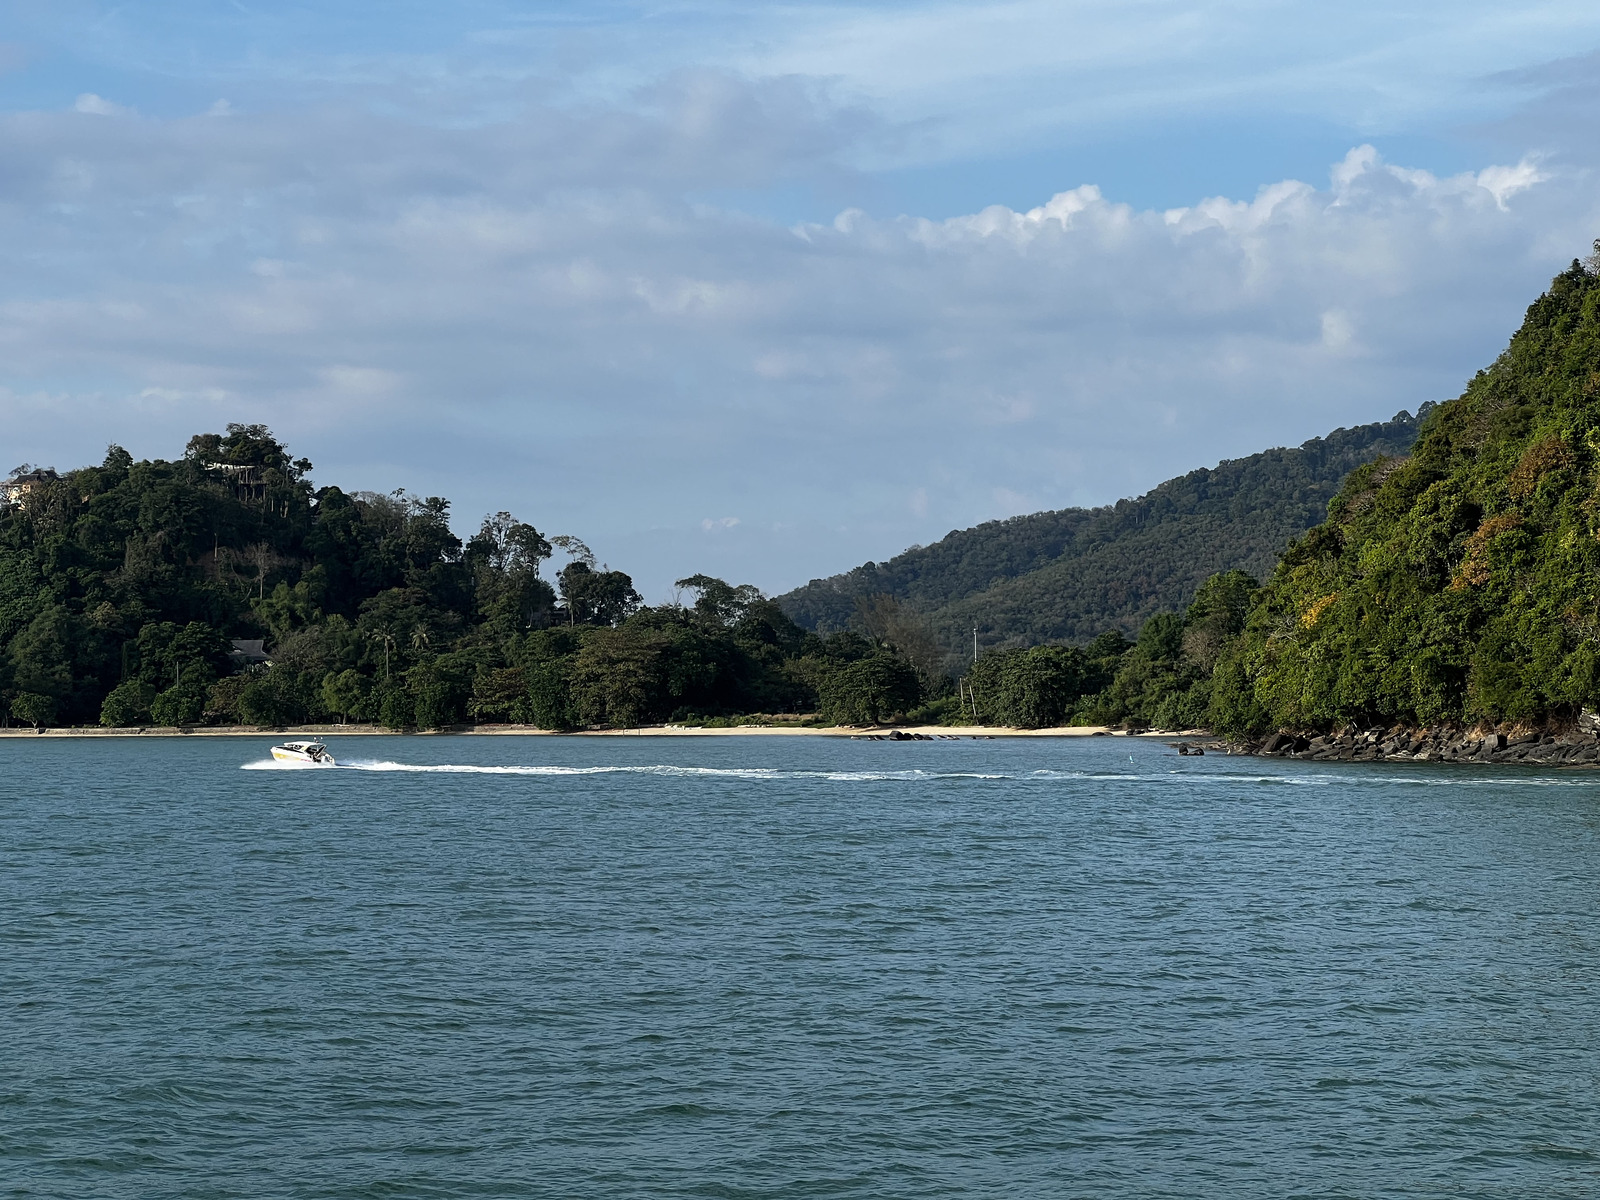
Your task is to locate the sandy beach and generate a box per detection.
[0,722,1173,739]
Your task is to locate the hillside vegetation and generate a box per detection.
[779,253,1600,738]
[779,412,1421,662]
[1211,255,1600,734]
[960,251,1600,737]
[0,429,931,730]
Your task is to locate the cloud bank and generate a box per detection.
[0,67,1594,595]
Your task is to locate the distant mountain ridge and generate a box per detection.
[778,411,1425,661]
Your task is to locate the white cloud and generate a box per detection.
[0,77,1593,595]
[1477,160,1549,209]
[73,93,125,116]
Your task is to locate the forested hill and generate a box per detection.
[778,411,1423,656]
[0,427,942,730]
[1212,255,1600,734]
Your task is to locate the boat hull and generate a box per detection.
[270,746,336,766]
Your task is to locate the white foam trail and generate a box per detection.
[237,760,1340,785]
[243,760,1022,780]
[337,761,1016,782]
[240,758,1600,788]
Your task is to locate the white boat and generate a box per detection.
[270,740,336,765]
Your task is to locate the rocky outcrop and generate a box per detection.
[1241,713,1600,766]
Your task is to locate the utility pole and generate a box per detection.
[969,626,981,723]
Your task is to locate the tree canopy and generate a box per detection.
[0,427,938,730]
[1207,256,1600,734]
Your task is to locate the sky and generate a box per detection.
[1,2,1599,598]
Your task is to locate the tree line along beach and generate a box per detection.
[6,254,1600,757]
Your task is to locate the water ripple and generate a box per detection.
[5,734,1600,1197]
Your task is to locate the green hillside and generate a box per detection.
[1214,255,1600,733]
[779,412,1423,659]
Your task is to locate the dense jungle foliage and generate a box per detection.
[779,411,1421,666]
[981,254,1600,737]
[0,428,937,730]
[0,421,1334,734]
[1205,255,1600,735]
[787,253,1600,735]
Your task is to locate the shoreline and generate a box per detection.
[0,722,1179,740]
[1249,722,1600,767]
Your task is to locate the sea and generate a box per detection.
[3,733,1600,1199]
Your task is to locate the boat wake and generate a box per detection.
[239,759,1600,787]
[242,760,1019,780]
[236,761,1347,785]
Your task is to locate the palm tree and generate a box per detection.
[370,629,396,679]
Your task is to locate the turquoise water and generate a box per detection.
[4,735,1600,1198]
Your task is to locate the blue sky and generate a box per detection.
[2,2,1599,596]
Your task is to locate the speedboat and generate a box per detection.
[270,740,335,765]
